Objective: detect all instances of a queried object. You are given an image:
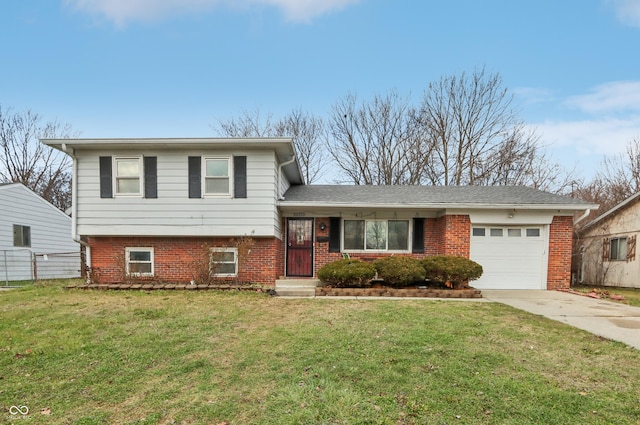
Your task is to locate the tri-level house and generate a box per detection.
[42,137,596,290]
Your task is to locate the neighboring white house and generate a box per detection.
[0,183,80,282]
[578,191,640,289]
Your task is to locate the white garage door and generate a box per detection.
[470,226,547,290]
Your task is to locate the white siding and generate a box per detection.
[0,184,80,281]
[75,149,280,237]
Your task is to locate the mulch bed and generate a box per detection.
[64,283,273,293]
[64,284,482,298]
[316,287,482,298]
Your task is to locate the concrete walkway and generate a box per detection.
[482,290,640,350]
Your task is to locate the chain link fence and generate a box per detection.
[1,250,82,286]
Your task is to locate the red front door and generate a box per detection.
[286,218,314,277]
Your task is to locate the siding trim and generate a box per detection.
[328,217,341,252]
[144,156,157,199]
[99,156,113,198]
[188,156,201,199]
[412,218,425,253]
[233,156,247,199]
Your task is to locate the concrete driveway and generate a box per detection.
[482,290,640,350]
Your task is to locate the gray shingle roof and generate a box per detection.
[280,185,593,209]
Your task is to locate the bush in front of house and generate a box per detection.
[317,259,377,287]
[421,255,483,289]
[373,256,426,287]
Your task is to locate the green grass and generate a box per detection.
[1,279,640,424]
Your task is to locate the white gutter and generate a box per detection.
[574,208,592,226]
[277,201,597,211]
[277,156,297,200]
[61,143,91,275]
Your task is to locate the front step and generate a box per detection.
[274,278,320,297]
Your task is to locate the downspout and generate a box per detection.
[277,155,297,200]
[574,208,592,226]
[574,208,591,284]
[61,143,91,278]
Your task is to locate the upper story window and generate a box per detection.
[204,158,231,196]
[188,156,246,199]
[13,224,31,247]
[343,219,409,251]
[115,157,142,195]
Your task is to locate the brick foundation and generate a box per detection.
[87,236,282,285]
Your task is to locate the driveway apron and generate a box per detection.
[481,290,640,350]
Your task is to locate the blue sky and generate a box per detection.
[2,0,640,182]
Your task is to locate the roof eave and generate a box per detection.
[277,201,597,211]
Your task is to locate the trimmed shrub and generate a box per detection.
[317,259,376,288]
[421,256,483,289]
[373,256,426,287]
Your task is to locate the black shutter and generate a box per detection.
[99,156,113,198]
[188,156,201,198]
[144,156,157,199]
[328,217,341,252]
[412,218,425,253]
[233,156,247,199]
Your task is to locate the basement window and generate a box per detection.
[126,247,154,276]
[210,248,238,277]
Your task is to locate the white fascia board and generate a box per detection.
[277,201,597,211]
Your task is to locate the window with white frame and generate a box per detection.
[610,237,628,261]
[210,247,238,276]
[204,157,231,195]
[126,247,154,276]
[115,157,142,195]
[343,219,409,251]
[13,224,31,247]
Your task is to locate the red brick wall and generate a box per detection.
[435,215,471,257]
[87,236,281,285]
[547,215,574,290]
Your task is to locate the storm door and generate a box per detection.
[286,218,314,277]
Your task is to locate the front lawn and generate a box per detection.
[1,280,639,424]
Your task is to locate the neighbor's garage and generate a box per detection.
[469,225,547,290]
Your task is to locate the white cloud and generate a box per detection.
[528,81,640,174]
[534,116,640,156]
[607,0,640,28]
[64,0,360,26]
[565,81,640,114]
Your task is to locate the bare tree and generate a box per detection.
[418,67,540,186]
[273,108,326,184]
[213,108,277,138]
[595,138,640,204]
[212,108,326,183]
[0,105,74,210]
[327,90,431,184]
